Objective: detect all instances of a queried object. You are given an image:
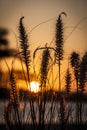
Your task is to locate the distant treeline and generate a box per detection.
[0,87,87,102]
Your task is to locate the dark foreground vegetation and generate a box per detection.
[0,124,87,130]
[0,87,87,102]
[0,12,87,130]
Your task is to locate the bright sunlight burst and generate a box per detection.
[28,81,40,93]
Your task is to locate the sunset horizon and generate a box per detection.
[0,1,87,130]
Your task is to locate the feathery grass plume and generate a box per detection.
[19,16,31,83]
[19,17,37,129]
[70,52,80,95]
[79,52,87,124]
[79,52,87,93]
[4,68,22,130]
[70,52,80,69]
[9,69,19,107]
[70,51,81,92]
[65,68,72,95]
[9,69,22,130]
[33,45,51,130]
[70,51,80,124]
[55,12,66,62]
[33,44,51,88]
[40,46,50,89]
[39,46,50,130]
[55,12,66,92]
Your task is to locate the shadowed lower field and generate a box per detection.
[0,124,87,130]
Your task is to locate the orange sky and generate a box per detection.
[0,0,87,53]
[0,0,87,91]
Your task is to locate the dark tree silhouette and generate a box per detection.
[0,27,8,47]
[0,27,17,58]
[0,27,18,87]
[0,49,17,58]
[0,28,9,86]
[0,27,8,58]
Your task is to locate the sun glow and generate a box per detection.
[28,81,40,93]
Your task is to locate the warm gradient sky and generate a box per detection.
[0,0,87,53]
[0,0,87,90]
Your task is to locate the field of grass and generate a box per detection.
[0,12,87,130]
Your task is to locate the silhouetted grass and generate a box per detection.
[2,12,87,130]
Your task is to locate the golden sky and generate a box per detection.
[0,0,87,53]
[0,0,87,91]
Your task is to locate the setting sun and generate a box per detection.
[28,81,40,93]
